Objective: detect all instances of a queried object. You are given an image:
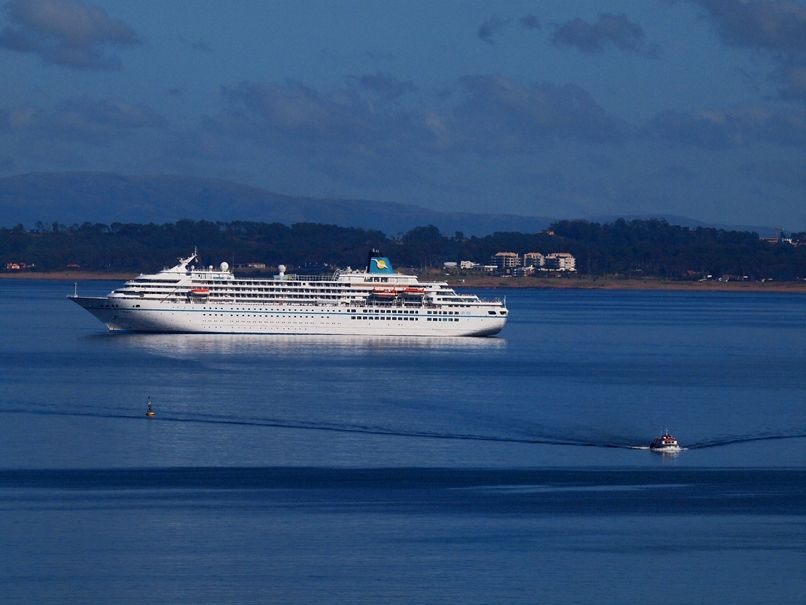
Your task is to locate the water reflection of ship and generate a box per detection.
[114,333,507,357]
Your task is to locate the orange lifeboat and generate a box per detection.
[371,287,397,299]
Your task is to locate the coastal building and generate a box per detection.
[4,261,35,271]
[544,253,576,272]
[440,251,576,276]
[492,252,520,270]
[523,252,545,268]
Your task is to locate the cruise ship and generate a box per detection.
[69,250,508,337]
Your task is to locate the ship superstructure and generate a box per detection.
[69,250,508,337]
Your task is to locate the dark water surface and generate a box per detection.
[1,280,804,603]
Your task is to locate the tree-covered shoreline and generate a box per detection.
[1,219,804,281]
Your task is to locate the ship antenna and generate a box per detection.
[367,248,381,272]
[74,282,78,297]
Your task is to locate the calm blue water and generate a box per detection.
[0,280,804,603]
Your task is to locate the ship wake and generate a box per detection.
[685,431,806,450]
[2,403,643,451]
[3,403,804,452]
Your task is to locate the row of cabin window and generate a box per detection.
[350,316,420,321]
[202,313,331,318]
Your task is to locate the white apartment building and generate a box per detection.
[544,252,576,272]
[523,252,545,267]
[492,251,520,269]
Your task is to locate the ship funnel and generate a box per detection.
[367,248,394,274]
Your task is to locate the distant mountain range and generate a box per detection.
[0,172,555,236]
[0,172,781,237]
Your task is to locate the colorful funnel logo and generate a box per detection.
[370,257,394,274]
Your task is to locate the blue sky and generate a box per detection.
[1,0,805,228]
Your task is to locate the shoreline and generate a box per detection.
[2,271,805,293]
[449,276,806,292]
[0,271,135,281]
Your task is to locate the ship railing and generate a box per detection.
[275,272,340,282]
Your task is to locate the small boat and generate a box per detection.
[189,288,210,297]
[145,396,156,417]
[649,431,681,453]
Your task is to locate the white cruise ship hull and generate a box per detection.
[70,296,506,337]
[69,251,508,337]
